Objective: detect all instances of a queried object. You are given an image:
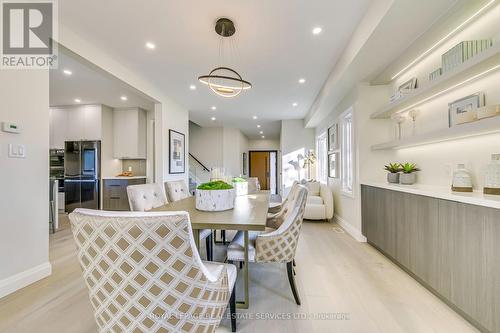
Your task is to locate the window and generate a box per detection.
[340,107,354,195]
[316,132,327,183]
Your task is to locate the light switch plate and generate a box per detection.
[8,144,26,158]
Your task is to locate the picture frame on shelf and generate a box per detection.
[398,77,417,92]
[169,129,185,174]
[328,124,338,151]
[448,92,484,127]
[328,152,339,178]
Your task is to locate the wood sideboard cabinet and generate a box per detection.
[361,185,500,333]
[103,178,146,211]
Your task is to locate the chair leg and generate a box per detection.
[222,230,227,244]
[229,285,236,332]
[239,261,243,269]
[286,261,301,305]
[205,234,213,261]
[293,259,296,267]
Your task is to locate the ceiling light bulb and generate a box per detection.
[257,124,261,128]
[120,96,128,101]
[252,116,258,120]
[211,117,216,121]
[74,98,81,103]
[211,106,217,110]
[63,69,72,75]
[259,131,263,134]
[261,136,265,139]
[299,78,306,84]
[292,102,298,107]
[189,85,196,90]
[312,27,322,35]
[145,42,156,49]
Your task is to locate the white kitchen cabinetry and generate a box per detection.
[113,108,147,159]
[49,105,102,148]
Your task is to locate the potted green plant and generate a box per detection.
[400,163,420,185]
[195,180,235,211]
[385,163,402,184]
[232,177,248,196]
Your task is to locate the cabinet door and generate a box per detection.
[113,108,147,159]
[49,108,67,149]
[66,108,85,140]
[84,106,102,140]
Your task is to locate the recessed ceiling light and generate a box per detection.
[261,135,265,139]
[257,124,261,128]
[312,27,322,35]
[211,117,216,121]
[252,115,258,120]
[189,85,197,90]
[74,98,81,103]
[63,69,72,75]
[211,106,217,110]
[259,131,263,134]
[145,42,156,49]
[298,78,306,84]
[292,102,298,107]
[120,96,128,101]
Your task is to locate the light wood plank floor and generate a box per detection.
[0,216,478,333]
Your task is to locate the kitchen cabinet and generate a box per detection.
[49,108,67,149]
[361,185,500,333]
[49,105,102,148]
[103,178,146,211]
[113,108,147,159]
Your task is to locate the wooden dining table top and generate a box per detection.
[151,191,270,231]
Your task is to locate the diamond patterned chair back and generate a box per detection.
[256,185,308,263]
[127,183,168,212]
[165,180,190,202]
[69,209,231,333]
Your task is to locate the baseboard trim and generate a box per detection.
[0,262,52,299]
[333,214,367,242]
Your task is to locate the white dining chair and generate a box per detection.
[247,177,260,194]
[69,209,237,333]
[165,180,214,261]
[227,185,308,305]
[267,181,301,229]
[126,183,168,212]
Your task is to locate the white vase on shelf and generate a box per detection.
[452,164,473,192]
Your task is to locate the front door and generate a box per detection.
[250,151,270,190]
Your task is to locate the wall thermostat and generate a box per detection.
[1,122,21,134]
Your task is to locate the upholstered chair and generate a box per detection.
[267,182,300,229]
[227,185,308,305]
[126,183,168,212]
[302,181,334,221]
[69,209,237,333]
[268,180,299,214]
[164,180,214,261]
[247,177,260,194]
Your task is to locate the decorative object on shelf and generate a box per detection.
[448,92,484,127]
[210,167,227,181]
[242,152,247,175]
[442,39,493,74]
[389,77,417,103]
[391,113,406,140]
[399,163,420,185]
[477,104,500,120]
[328,152,339,178]
[385,163,402,184]
[232,177,248,196]
[429,68,442,81]
[169,130,185,174]
[451,164,473,192]
[198,18,252,98]
[327,123,338,151]
[408,109,419,136]
[484,154,500,195]
[195,180,235,211]
[384,163,402,184]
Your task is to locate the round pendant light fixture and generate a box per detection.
[198,18,252,98]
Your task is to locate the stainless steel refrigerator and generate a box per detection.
[64,141,101,212]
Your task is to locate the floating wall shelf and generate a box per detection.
[371,45,500,119]
[371,115,500,150]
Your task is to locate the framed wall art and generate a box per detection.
[328,152,339,178]
[328,124,338,151]
[169,129,185,174]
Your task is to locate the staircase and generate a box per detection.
[189,153,211,194]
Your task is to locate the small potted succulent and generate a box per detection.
[195,180,235,211]
[385,163,402,184]
[232,177,248,196]
[399,163,420,185]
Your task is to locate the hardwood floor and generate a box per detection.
[0,216,478,333]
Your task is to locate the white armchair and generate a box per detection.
[303,181,334,221]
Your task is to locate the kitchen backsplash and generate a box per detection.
[121,159,147,176]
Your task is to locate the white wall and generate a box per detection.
[189,122,223,169]
[0,70,51,298]
[248,139,280,151]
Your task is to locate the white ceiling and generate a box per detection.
[58,0,372,139]
[50,48,156,110]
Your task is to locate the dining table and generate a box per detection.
[151,191,270,309]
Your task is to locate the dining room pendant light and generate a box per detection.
[198,18,252,98]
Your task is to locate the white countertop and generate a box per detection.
[102,176,147,180]
[362,181,500,210]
